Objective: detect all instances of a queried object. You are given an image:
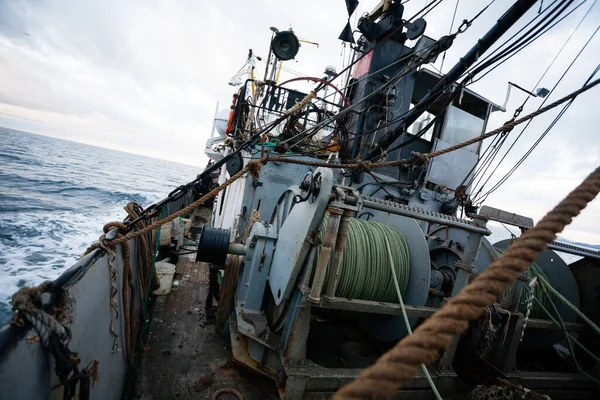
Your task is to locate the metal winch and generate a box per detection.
[194,165,591,399]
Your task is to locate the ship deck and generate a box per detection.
[136,209,278,400]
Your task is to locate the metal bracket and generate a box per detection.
[269,168,335,305]
[363,195,491,235]
[330,185,363,211]
[471,205,533,231]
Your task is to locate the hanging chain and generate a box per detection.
[520,276,538,342]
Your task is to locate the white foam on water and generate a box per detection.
[0,195,164,306]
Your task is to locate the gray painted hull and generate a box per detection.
[0,192,194,400]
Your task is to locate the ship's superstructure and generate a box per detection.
[1,1,600,399]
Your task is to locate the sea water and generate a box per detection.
[0,127,200,323]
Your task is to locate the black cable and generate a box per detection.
[469,134,509,186]
[365,170,402,199]
[282,51,438,152]
[407,0,445,22]
[461,132,509,190]
[439,0,461,72]
[461,0,563,81]
[465,0,497,25]
[476,62,600,204]
[284,0,497,155]
[473,25,600,202]
[366,0,540,161]
[478,102,572,204]
[467,0,588,86]
[469,0,597,199]
[510,0,595,114]
[464,0,576,85]
[310,80,456,154]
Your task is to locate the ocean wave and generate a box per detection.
[0,153,23,162]
[0,127,200,324]
[42,185,153,202]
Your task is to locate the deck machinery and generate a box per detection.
[199,2,600,399]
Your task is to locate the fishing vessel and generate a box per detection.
[2,1,600,399]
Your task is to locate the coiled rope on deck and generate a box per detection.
[319,216,410,303]
[333,166,600,400]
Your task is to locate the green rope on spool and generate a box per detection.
[319,215,410,303]
[495,247,552,319]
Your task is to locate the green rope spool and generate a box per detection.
[318,216,410,303]
[495,247,552,319]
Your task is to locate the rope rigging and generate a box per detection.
[77,74,600,251]
[121,0,589,233]
[366,0,541,161]
[438,0,461,72]
[7,4,600,400]
[462,0,583,85]
[465,0,597,198]
[332,165,600,400]
[473,24,600,203]
[307,0,581,162]
[252,0,493,158]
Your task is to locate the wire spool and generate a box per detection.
[353,212,431,342]
[314,214,430,342]
[318,216,411,302]
[495,239,580,349]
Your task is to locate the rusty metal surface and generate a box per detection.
[476,205,534,230]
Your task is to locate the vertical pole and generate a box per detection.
[250,56,256,98]
[323,209,352,300]
[275,60,283,83]
[309,208,342,303]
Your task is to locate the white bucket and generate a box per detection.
[152,262,177,295]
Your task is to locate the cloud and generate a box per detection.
[0,0,598,242]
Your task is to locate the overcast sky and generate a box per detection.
[0,0,599,243]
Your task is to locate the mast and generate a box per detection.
[366,0,539,161]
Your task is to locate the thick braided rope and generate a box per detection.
[10,281,70,347]
[333,166,600,400]
[124,202,152,293]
